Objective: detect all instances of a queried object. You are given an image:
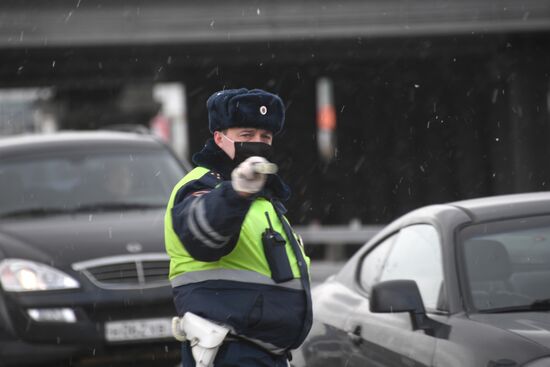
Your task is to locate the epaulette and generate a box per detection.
[197,170,224,189]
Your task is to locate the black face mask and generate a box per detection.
[234,142,274,166]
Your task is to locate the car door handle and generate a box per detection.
[347,325,362,345]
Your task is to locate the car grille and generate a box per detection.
[72,253,170,290]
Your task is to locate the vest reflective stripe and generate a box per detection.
[170,269,304,290]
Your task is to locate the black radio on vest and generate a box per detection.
[262,212,294,283]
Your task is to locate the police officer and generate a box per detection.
[165,88,312,367]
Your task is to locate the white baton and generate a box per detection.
[252,162,278,175]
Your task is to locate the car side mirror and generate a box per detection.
[370,279,434,333]
[370,279,426,314]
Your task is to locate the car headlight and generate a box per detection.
[0,259,79,292]
[524,357,550,367]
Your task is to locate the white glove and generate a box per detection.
[231,156,269,194]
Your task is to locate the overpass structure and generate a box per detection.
[1,0,550,48]
[1,0,550,85]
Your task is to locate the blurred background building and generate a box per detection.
[1,0,550,231]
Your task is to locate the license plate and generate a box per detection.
[105,317,173,342]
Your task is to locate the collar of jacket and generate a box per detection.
[192,138,291,202]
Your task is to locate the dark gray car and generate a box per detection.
[293,192,550,367]
[0,131,187,366]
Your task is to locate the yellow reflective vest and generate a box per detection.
[165,167,310,288]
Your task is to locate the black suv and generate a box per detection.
[0,131,188,366]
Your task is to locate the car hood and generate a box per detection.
[0,209,166,267]
[470,312,550,349]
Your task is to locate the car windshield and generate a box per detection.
[0,148,184,217]
[459,215,550,313]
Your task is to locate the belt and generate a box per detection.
[222,335,292,361]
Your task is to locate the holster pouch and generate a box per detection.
[171,312,230,367]
[262,228,294,283]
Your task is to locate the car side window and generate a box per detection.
[379,224,444,311]
[359,234,396,294]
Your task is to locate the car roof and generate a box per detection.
[0,131,167,157]
[372,191,550,241]
[448,191,550,222]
